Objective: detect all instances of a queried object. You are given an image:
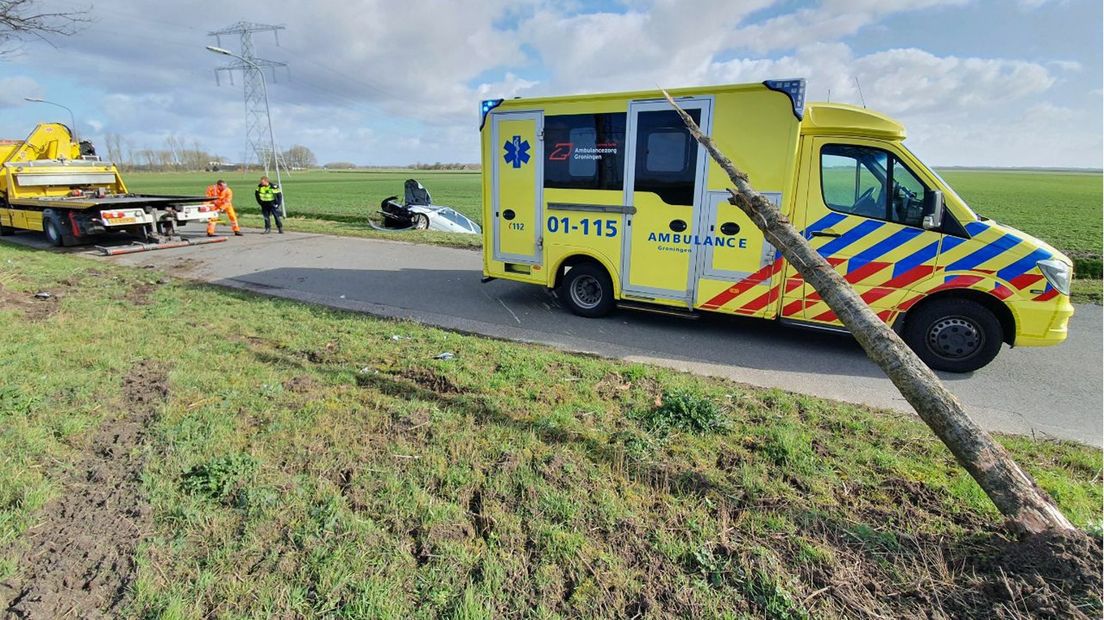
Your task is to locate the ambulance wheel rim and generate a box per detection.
[570,274,603,310]
[927,317,982,359]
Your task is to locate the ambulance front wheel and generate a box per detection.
[903,298,1003,373]
[560,262,615,318]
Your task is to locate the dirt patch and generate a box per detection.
[282,376,317,393]
[393,407,431,434]
[167,257,201,275]
[123,278,168,307]
[397,367,465,395]
[594,372,632,398]
[299,340,341,364]
[797,519,1103,619]
[966,529,1104,619]
[1,360,170,618]
[0,284,67,322]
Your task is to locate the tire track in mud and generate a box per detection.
[1,361,169,619]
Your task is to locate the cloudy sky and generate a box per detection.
[0,0,1100,168]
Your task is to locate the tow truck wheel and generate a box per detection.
[42,212,67,247]
[412,213,430,230]
[559,262,615,318]
[903,298,1003,373]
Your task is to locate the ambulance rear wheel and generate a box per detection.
[560,262,614,318]
[903,298,1002,373]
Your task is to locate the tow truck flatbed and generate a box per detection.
[7,194,210,209]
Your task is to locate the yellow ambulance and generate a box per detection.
[479,80,1074,372]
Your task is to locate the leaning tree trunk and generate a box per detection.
[662,92,1073,534]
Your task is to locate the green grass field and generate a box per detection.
[127,169,483,224]
[126,167,1101,297]
[939,170,1102,278]
[1,244,1099,617]
[125,168,1100,256]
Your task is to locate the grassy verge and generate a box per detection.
[232,213,482,250]
[1071,279,1103,305]
[1,243,1100,618]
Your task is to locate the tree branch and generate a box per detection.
[661,89,1074,534]
[0,0,91,54]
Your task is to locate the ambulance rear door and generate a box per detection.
[490,111,544,264]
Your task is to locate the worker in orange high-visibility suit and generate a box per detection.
[206,179,242,236]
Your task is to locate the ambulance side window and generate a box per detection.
[545,113,626,191]
[633,108,701,206]
[568,127,598,178]
[820,145,929,228]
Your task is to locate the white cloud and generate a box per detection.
[520,1,772,93]
[727,0,968,54]
[1017,0,1065,9]
[475,73,539,102]
[853,49,1054,114]
[0,0,1097,167]
[1048,60,1082,73]
[0,76,43,107]
[905,102,1100,168]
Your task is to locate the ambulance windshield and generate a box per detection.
[901,144,978,221]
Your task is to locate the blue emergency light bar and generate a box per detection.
[479,99,504,130]
[763,79,806,121]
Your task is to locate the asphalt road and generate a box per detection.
[5,229,1101,446]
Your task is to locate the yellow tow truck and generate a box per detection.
[0,123,221,252]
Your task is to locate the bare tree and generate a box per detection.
[663,91,1075,535]
[103,132,122,166]
[0,0,90,54]
[282,145,317,169]
[155,149,172,171]
[177,140,210,171]
[164,135,182,168]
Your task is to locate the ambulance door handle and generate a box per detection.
[669,219,687,232]
[811,230,841,238]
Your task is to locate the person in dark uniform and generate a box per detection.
[254,176,284,234]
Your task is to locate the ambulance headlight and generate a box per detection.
[1037,259,1071,296]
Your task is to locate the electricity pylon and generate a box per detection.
[208,21,287,175]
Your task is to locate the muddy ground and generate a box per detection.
[0,361,169,619]
[0,283,69,322]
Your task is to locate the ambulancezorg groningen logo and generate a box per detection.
[503,135,531,168]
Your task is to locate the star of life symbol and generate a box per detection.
[503,135,530,168]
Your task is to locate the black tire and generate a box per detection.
[42,211,67,247]
[903,298,1003,373]
[558,262,615,318]
[412,213,430,230]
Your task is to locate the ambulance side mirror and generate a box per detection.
[922,190,944,230]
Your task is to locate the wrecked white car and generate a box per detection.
[374,179,481,235]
